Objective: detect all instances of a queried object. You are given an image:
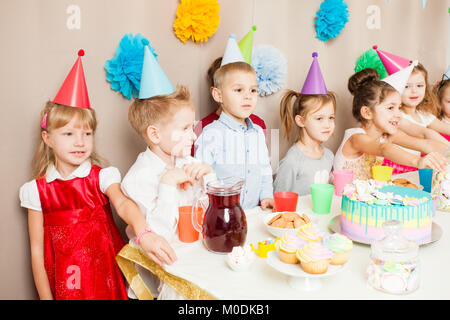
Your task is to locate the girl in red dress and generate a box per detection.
[19,51,176,300]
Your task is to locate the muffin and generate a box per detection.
[275,232,306,264]
[296,242,334,274]
[296,223,323,242]
[322,233,353,265]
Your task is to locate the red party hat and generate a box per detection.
[53,49,90,108]
[373,45,411,76]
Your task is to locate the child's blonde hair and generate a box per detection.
[212,61,256,89]
[128,85,192,141]
[405,63,440,117]
[32,101,105,179]
[279,90,336,142]
[435,79,450,119]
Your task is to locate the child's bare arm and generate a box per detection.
[429,118,450,136]
[349,133,446,171]
[391,129,448,154]
[28,209,53,300]
[105,184,177,266]
[399,118,450,146]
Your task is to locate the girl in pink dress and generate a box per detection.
[383,63,450,173]
[334,68,446,180]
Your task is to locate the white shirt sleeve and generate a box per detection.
[19,180,42,212]
[121,167,179,242]
[99,166,122,193]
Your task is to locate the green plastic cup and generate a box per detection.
[310,183,334,214]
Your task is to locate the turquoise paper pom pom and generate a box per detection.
[105,33,158,100]
[315,0,349,42]
[251,45,287,97]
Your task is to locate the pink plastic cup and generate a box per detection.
[332,170,354,196]
[273,191,299,212]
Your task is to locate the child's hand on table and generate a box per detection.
[418,152,447,172]
[139,232,177,267]
[261,198,275,211]
[161,167,194,191]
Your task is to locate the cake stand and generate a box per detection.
[328,215,443,246]
[266,251,346,291]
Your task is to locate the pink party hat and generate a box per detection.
[300,52,328,95]
[373,45,411,76]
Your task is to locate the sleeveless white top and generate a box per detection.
[333,128,384,180]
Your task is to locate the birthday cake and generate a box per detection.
[340,180,432,244]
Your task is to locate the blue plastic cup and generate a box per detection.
[418,168,433,193]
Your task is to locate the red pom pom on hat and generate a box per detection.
[78,49,85,57]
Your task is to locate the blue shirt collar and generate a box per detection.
[218,111,255,132]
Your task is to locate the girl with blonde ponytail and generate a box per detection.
[274,89,337,196]
[275,53,337,197]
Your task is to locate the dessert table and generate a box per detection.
[119,171,450,299]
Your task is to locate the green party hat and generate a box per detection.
[238,25,257,64]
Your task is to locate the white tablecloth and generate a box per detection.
[164,172,450,299]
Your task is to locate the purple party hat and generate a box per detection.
[300,52,328,95]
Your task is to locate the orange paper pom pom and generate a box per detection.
[173,0,220,43]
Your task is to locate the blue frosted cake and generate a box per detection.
[340,181,432,244]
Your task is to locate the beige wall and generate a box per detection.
[1,0,447,299]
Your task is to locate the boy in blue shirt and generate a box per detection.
[194,61,274,210]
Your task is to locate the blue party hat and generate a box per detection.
[220,34,246,67]
[139,45,175,99]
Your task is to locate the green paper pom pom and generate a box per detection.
[354,48,388,79]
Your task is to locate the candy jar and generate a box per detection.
[367,220,420,295]
[434,147,450,212]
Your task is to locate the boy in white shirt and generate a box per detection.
[121,85,215,299]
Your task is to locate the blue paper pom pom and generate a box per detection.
[105,33,158,100]
[251,45,287,97]
[315,0,349,42]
